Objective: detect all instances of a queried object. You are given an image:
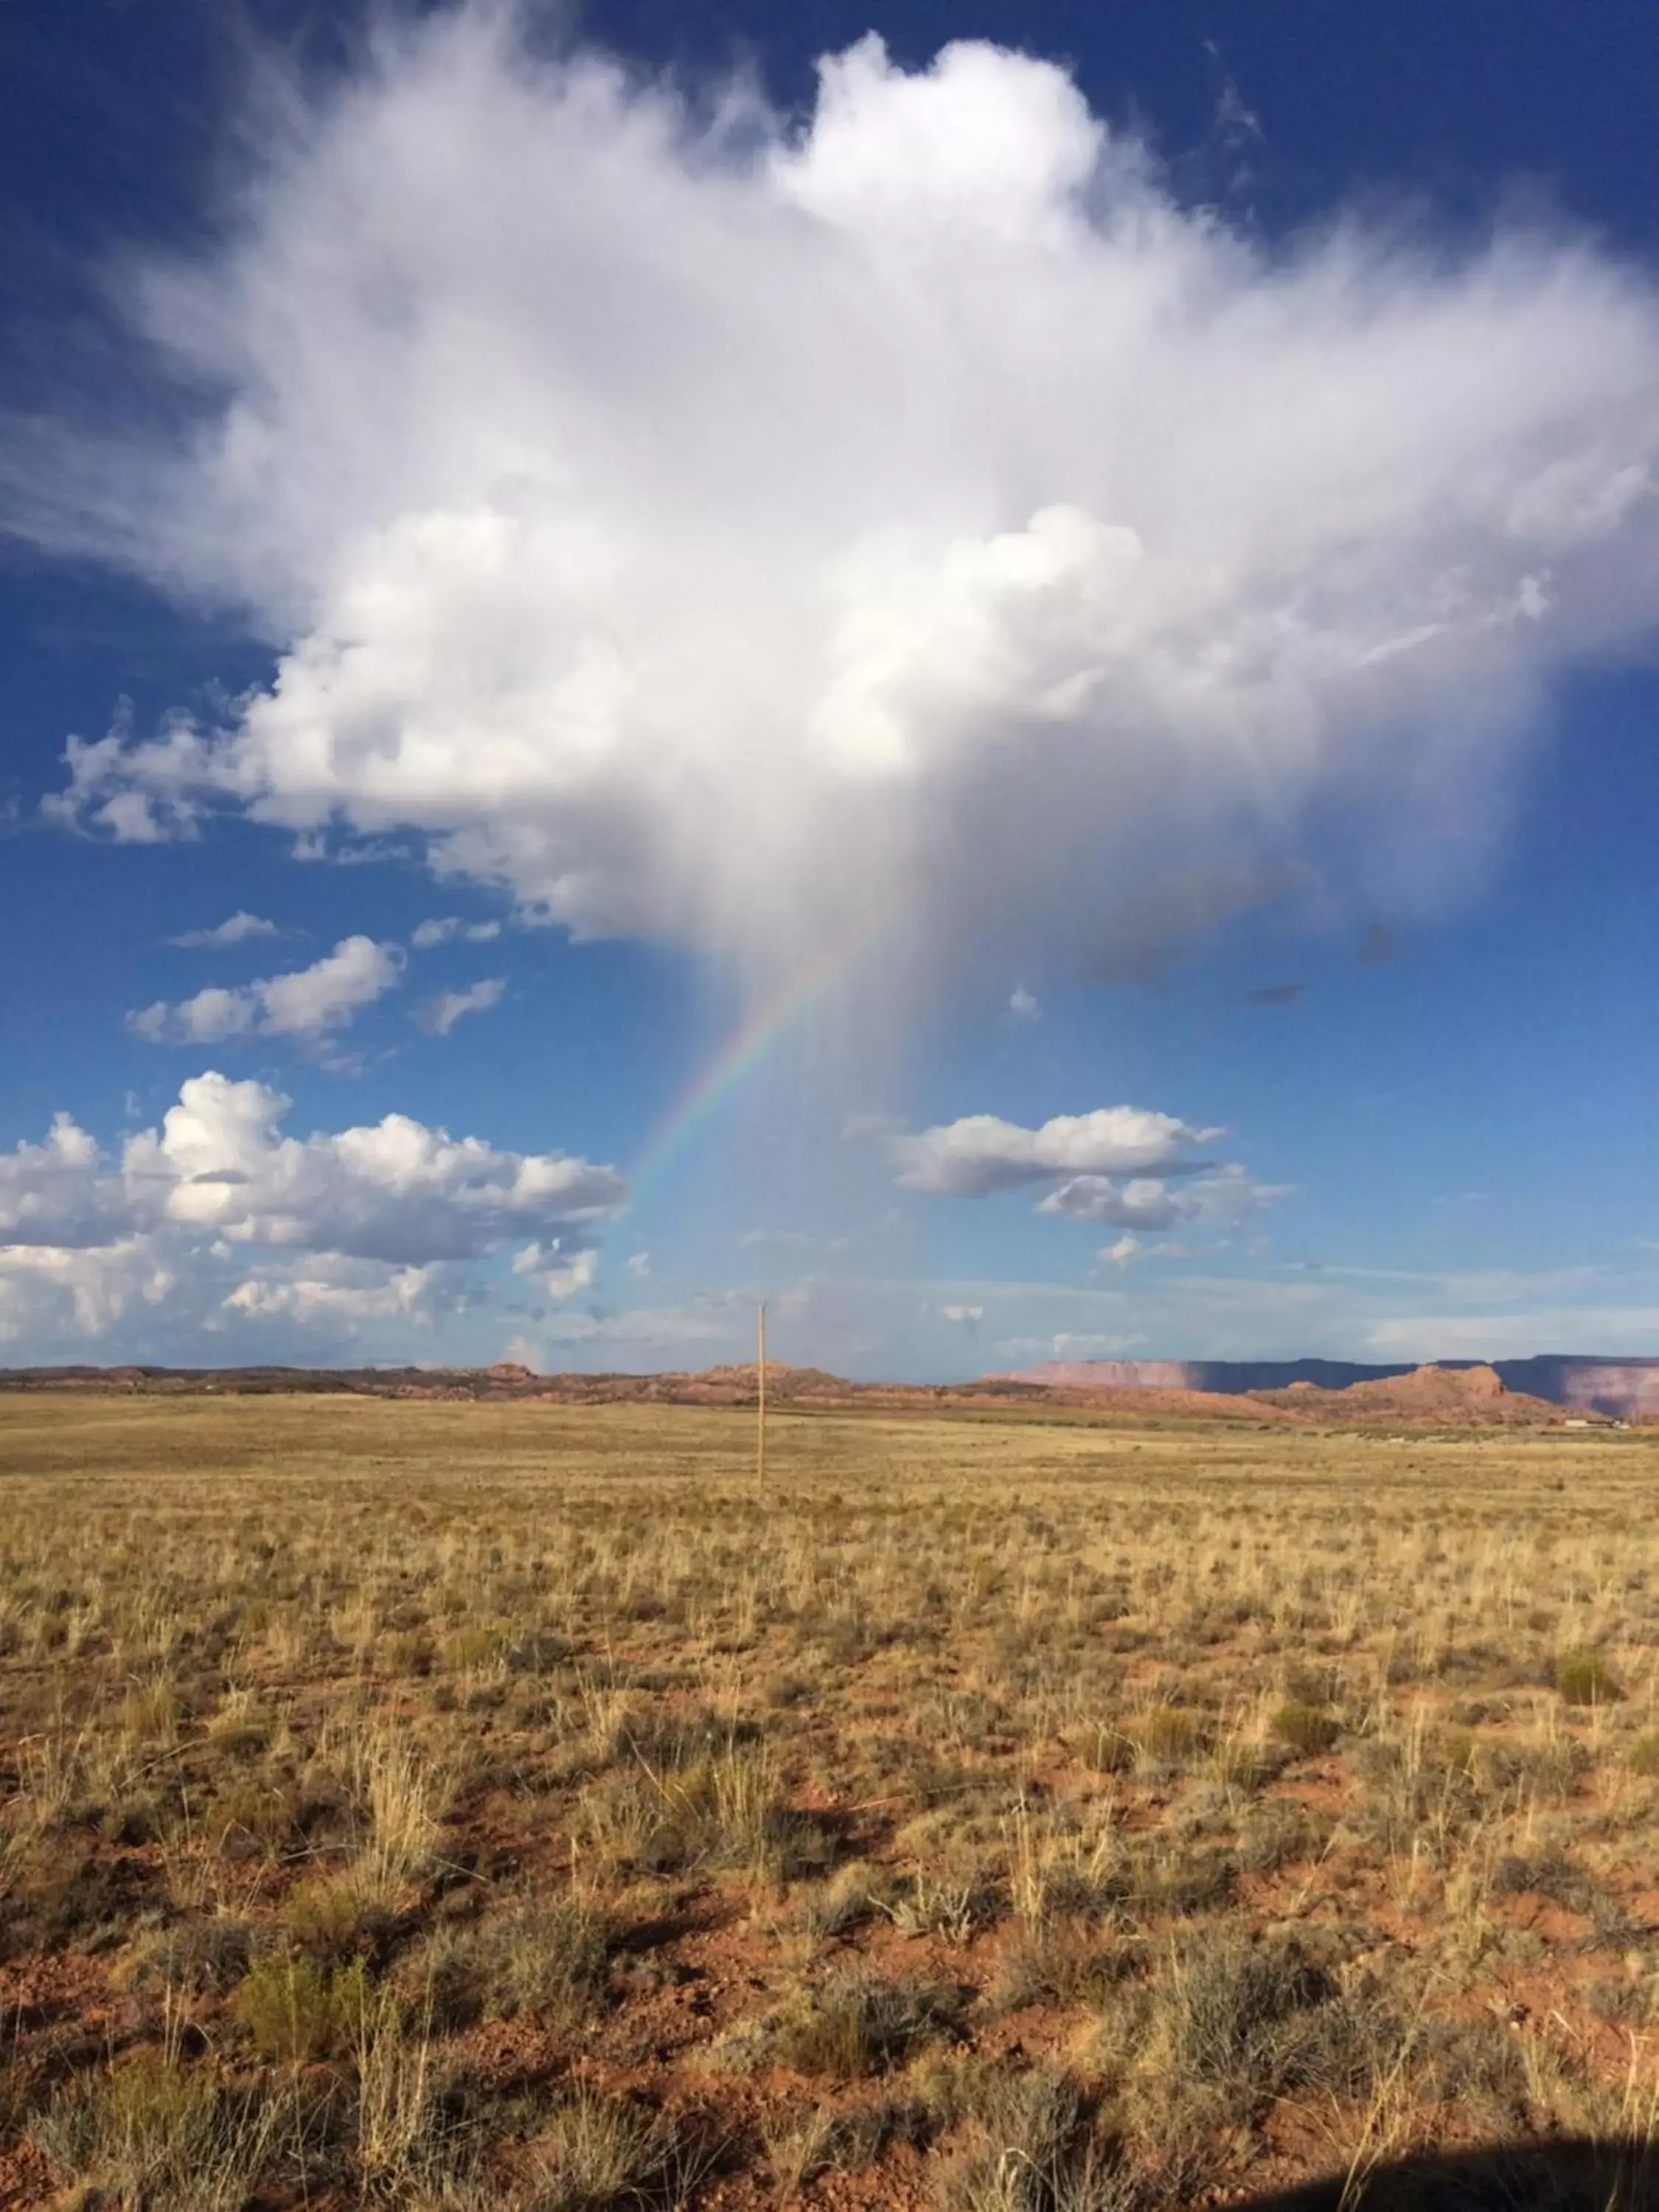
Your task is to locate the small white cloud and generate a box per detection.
[941,1303,984,1326]
[888,1107,1219,1197]
[883,1102,1284,1257]
[418,977,506,1035]
[128,986,250,1045]
[257,939,403,1035]
[626,1250,652,1278]
[411,916,503,949]
[168,911,281,948]
[512,1240,600,1300]
[1008,985,1041,1023]
[129,936,403,1043]
[1041,1161,1284,1231]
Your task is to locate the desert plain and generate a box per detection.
[1,1391,1657,2210]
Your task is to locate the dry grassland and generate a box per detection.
[1,1395,1658,2210]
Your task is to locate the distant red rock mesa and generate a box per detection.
[990,1355,1654,1421]
[3,1353,1655,1422]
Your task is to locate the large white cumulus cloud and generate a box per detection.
[0,1074,625,1354]
[26,13,1659,982]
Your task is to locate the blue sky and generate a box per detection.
[4,0,1659,1377]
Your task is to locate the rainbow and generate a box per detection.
[626,905,896,1212]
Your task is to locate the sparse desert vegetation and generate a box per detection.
[1,1394,1658,2208]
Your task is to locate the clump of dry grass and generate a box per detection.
[350,1980,465,2202]
[524,2086,711,2211]
[403,1888,611,2030]
[1100,1927,1405,2192]
[768,1969,964,2079]
[795,1857,894,1937]
[761,2093,919,2202]
[934,2067,1134,2212]
[1129,1705,1205,1769]
[31,2051,293,2211]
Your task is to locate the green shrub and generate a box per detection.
[440,1625,507,1674]
[380,1630,432,1675]
[1132,1706,1204,1764]
[1438,1729,1480,1779]
[284,1870,389,1956]
[1627,1730,1659,1776]
[1069,1723,1135,1775]
[204,1780,294,1854]
[1557,1650,1624,1706]
[234,1950,372,2062]
[1270,1701,1340,1758]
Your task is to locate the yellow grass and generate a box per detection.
[1,1394,1658,2209]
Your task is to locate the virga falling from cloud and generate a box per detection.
[15,7,1659,1006]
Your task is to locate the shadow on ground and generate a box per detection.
[1238,2140,1658,2211]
